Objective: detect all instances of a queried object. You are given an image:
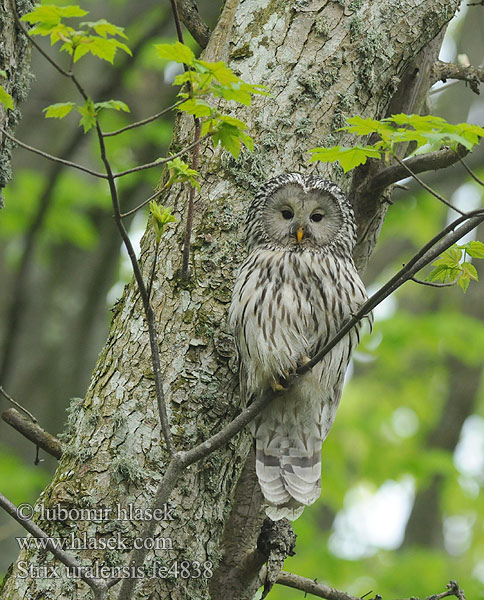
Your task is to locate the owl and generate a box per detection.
[228,173,369,521]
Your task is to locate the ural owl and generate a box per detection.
[228,173,369,521]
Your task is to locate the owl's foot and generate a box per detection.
[297,355,310,367]
[270,380,287,392]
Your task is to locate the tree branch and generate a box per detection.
[94,122,175,456]
[102,101,184,137]
[366,145,469,192]
[112,133,209,178]
[431,59,484,94]
[0,492,110,599]
[0,385,37,422]
[297,208,484,377]
[176,0,211,48]
[276,573,466,600]
[0,127,107,179]
[1,408,62,459]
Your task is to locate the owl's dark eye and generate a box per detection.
[281,209,294,220]
[310,213,323,222]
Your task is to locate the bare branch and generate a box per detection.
[94,122,175,455]
[367,145,469,192]
[0,492,109,598]
[392,154,465,214]
[2,408,62,459]
[410,276,457,288]
[297,208,484,377]
[432,59,484,94]
[277,571,359,600]
[276,573,466,600]
[181,119,201,279]
[177,0,211,48]
[454,151,484,187]
[0,386,37,422]
[103,101,184,137]
[112,134,209,178]
[0,127,107,179]
[120,189,162,219]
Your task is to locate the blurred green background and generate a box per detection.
[0,1,483,598]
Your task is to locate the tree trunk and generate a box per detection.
[0,0,33,208]
[0,1,461,598]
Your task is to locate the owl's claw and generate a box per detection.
[271,380,287,392]
[297,355,310,367]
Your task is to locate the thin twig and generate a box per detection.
[181,119,201,279]
[366,145,469,192]
[2,408,62,459]
[94,122,175,455]
[0,386,37,422]
[120,189,162,219]
[0,492,109,598]
[276,573,466,600]
[454,151,484,187]
[410,276,457,288]
[392,154,465,215]
[0,127,107,179]
[112,133,209,178]
[103,101,184,137]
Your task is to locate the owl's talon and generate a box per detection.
[271,380,287,392]
[297,355,310,367]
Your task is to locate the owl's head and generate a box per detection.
[245,173,357,254]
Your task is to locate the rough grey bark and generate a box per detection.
[0,0,33,208]
[0,1,461,598]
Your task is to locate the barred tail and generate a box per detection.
[255,436,322,521]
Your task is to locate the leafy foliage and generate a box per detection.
[424,242,484,292]
[149,201,176,244]
[0,70,13,110]
[21,5,131,63]
[164,157,200,190]
[309,114,484,172]
[156,41,266,158]
[43,98,130,131]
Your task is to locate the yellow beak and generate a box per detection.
[296,227,304,244]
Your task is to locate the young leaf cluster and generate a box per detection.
[21,5,131,64]
[156,41,267,158]
[309,114,484,172]
[149,201,176,244]
[0,70,13,111]
[44,98,129,132]
[164,157,200,191]
[425,241,484,292]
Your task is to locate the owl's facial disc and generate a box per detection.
[263,184,343,249]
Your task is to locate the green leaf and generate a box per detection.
[76,36,131,63]
[461,261,478,281]
[425,264,460,283]
[155,41,195,65]
[460,240,484,259]
[178,98,213,118]
[43,101,76,119]
[195,60,238,85]
[77,98,96,133]
[94,100,130,113]
[150,201,177,243]
[21,5,88,26]
[457,273,470,293]
[165,157,200,190]
[80,19,127,39]
[309,145,382,172]
[342,115,394,136]
[0,84,13,110]
[0,70,7,78]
